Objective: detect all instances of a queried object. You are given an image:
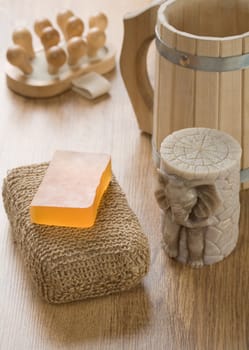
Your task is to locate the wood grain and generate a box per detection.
[242,0,249,173]
[120,1,162,134]
[219,39,242,144]
[1,1,249,350]
[153,25,176,150]
[195,0,220,130]
[172,30,196,132]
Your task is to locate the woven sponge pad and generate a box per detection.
[2,163,150,304]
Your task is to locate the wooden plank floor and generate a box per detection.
[0,0,249,349]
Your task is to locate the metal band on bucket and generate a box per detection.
[155,27,249,72]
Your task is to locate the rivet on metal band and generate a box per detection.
[155,26,249,72]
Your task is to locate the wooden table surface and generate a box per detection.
[0,0,249,349]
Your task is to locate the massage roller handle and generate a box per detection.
[120,1,163,135]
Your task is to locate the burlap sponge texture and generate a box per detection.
[2,163,150,304]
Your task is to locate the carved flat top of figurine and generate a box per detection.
[160,128,241,180]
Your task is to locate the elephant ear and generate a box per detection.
[191,185,221,219]
[154,169,170,210]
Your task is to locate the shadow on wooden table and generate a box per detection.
[152,189,249,349]
[34,284,152,345]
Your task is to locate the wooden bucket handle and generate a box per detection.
[120,1,164,134]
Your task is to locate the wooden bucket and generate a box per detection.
[120,0,249,186]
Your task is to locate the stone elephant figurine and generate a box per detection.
[155,169,222,267]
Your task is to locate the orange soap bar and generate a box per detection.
[30,151,112,228]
